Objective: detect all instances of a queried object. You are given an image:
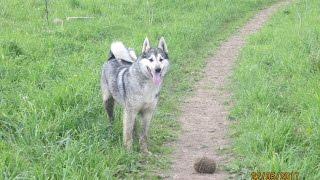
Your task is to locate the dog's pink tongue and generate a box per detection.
[153,73,162,85]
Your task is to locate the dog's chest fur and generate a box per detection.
[143,83,160,102]
[135,82,160,110]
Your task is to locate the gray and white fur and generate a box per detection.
[101,37,169,154]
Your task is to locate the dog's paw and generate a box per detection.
[143,151,152,156]
[141,149,152,156]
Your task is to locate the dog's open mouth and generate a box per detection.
[147,67,162,85]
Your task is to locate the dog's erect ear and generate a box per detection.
[142,37,151,53]
[158,37,168,54]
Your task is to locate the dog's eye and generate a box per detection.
[148,58,153,62]
[159,58,164,62]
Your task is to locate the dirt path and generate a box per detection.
[167,1,290,179]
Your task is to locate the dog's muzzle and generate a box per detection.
[155,67,161,73]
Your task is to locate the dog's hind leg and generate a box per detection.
[101,68,115,123]
[104,96,114,122]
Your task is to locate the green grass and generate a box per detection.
[230,0,320,179]
[0,0,276,178]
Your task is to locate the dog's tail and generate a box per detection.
[110,41,136,63]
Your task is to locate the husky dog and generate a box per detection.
[101,37,169,154]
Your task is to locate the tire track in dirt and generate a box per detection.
[167,1,290,179]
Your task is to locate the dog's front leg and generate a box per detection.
[123,109,137,151]
[140,108,154,155]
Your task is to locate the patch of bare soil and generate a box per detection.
[167,1,290,179]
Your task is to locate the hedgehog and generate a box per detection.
[194,157,216,174]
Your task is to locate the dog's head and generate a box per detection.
[139,37,170,86]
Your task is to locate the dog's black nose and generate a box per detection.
[155,68,161,73]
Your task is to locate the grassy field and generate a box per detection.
[230,0,320,179]
[0,0,276,178]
